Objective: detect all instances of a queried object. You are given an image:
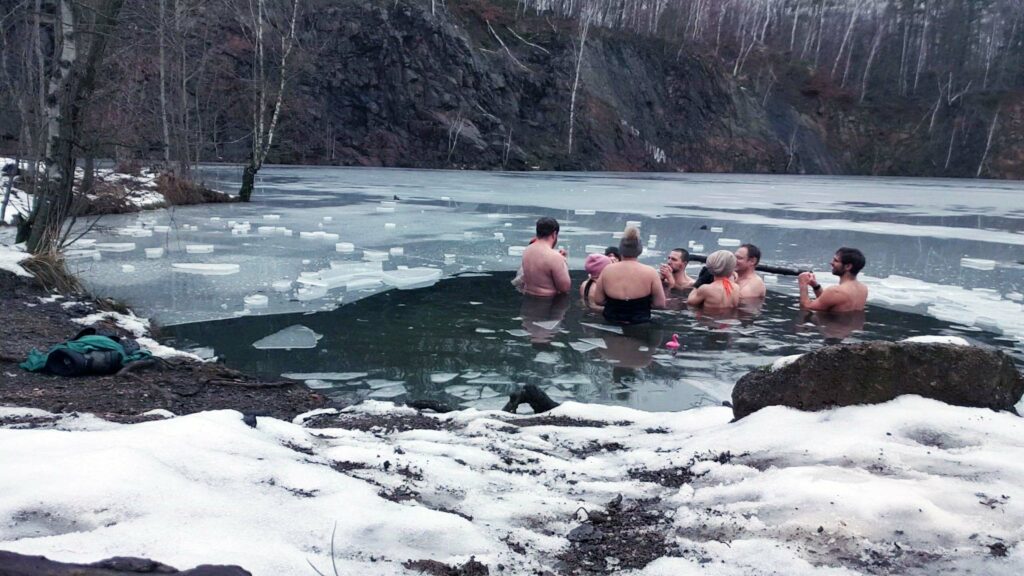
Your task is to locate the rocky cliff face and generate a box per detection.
[268,0,1020,177]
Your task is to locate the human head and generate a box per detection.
[832,247,865,277]
[735,244,760,273]
[585,253,612,278]
[604,246,621,262]
[618,227,643,259]
[536,217,560,239]
[667,248,689,272]
[705,250,736,278]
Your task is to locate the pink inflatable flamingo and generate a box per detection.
[665,333,680,351]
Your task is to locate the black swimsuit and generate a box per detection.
[583,278,596,306]
[602,294,653,325]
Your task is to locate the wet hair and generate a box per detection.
[836,247,866,275]
[739,243,760,266]
[619,227,643,258]
[671,248,689,263]
[604,246,621,259]
[536,217,559,238]
[705,250,736,277]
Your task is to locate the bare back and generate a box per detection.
[592,261,666,308]
[688,279,741,309]
[822,280,868,312]
[520,241,571,297]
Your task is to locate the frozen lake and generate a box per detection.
[68,167,1024,409]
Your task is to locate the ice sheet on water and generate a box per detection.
[171,263,240,276]
[144,248,163,259]
[569,341,600,353]
[961,257,996,270]
[580,322,624,335]
[381,268,441,290]
[430,373,459,384]
[532,320,561,330]
[251,325,322,350]
[505,329,530,338]
[365,378,405,389]
[534,351,560,364]
[368,385,405,399]
[186,244,215,254]
[303,380,335,390]
[244,294,268,308]
[282,372,368,381]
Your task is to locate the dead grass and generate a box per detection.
[20,253,83,295]
[156,173,236,206]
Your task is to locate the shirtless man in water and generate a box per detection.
[734,244,766,299]
[519,217,571,297]
[659,248,695,291]
[798,247,868,312]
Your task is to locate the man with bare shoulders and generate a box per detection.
[798,247,868,313]
[734,244,766,299]
[659,248,695,291]
[518,217,571,297]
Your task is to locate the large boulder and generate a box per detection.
[732,341,1024,420]
[0,551,251,575]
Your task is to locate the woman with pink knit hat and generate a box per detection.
[580,253,612,311]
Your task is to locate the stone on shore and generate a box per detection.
[732,341,1024,419]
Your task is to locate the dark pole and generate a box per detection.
[687,254,809,276]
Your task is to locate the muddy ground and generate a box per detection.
[0,269,327,423]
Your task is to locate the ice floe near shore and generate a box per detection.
[1,397,1022,575]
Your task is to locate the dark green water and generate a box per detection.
[163,272,1017,411]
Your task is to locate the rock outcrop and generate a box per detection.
[732,341,1024,420]
[0,551,251,575]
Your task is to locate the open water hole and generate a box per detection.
[162,271,1017,412]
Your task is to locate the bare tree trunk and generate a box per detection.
[158,0,172,167]
[567,13,590,155]
[860,22,883,103]
[976,108,1000,178]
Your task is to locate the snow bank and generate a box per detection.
[1,397,1022,574]
[0,241,30,277]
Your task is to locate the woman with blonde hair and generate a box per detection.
[687,250,741,309]
[591,227,666,324]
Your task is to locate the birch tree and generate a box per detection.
[237,0,301,202]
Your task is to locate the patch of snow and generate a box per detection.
[771,354,803,371]
[0,242,31,277]
[901,335,971,346]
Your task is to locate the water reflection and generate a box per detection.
[163,272,1021,412]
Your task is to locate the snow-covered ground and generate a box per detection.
[1,397,1022,575]
[1,157,170,226]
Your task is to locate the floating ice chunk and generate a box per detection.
[1008,292,1023,302]
[441,196,451,201]
[507,246,526,257]
[302,259,311,265]
[575,209,596,215]
[506,329,530,338]
[568,341,598,353]
[626,220,641,228]
[975,317,1002,333]
[443,254,456,264]
[336,242,355,253]
[902,335,970,346]
[580,322,623,335]
[763,274,778,284]
[258,226,276,235]
[282,372,367,381]
[578,337,608,349]
[299,231,320,239]
[69,239,96,248]
[381,267,441,290]
[534,351,559,364]
[461,371,482,380]
[960,257,995,270]
[264,214,281,221]
[362,250,389,262]
[321,233,339,242]
[272,280,292,292]
[493,233,505,241]
[121,264,135,273]
[186,244,214,254]
[692,243,705,252]
[771,354,803,371]
[389,247,404,256]
[710,226,724,233]
[585,244,606,254]
[687,240,695,248]
[118,228,153,238]
[95,242,136,252]
[302,380,335,390]
[717,238,741,247]
[463,231,474,239]
[244,294,268,308]
[252,325,322,350]
[532,320,561,330]
[153,225,170,233]
[210,217,221,222]
[430,373,459,384]
[384,223,397,230]
[486,213,503,219]
[296,286,327,301]
[475,328,496,334]
[144,247,164,259]
[612,232,624,239]
[376,206,395,213]
[172,263,240,275]
[322,216,333,223]
[504,223,512,227]
[346,277,382,291]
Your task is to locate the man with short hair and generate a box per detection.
[519,217,571,297]
[734,243,766,299]
[659,248,694,291]
[798,247,868,312]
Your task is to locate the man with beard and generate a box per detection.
[734,244,766,299]
[659,248,695,291]
[517,216,571,297]
[798,247,868,312]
